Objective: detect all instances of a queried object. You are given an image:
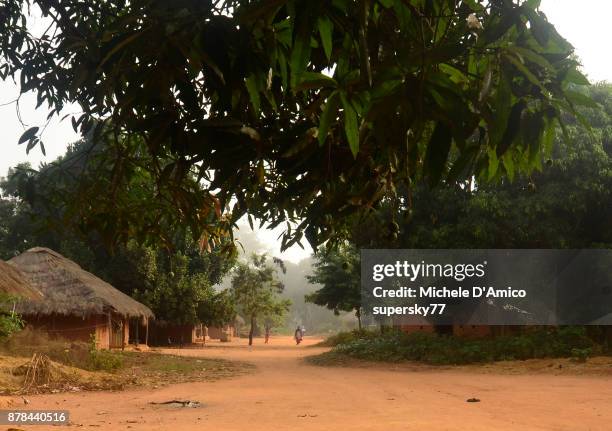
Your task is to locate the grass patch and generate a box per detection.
[314,329,382,347]
[306,350,360,367]
[310,327,610,365]
[115,351,254,387]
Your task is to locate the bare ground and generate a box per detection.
[3,336,612,431]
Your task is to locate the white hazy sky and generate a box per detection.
[1,0,610,262]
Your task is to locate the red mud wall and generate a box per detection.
[23,314,109,348]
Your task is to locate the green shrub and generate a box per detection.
[323,327,604,365]
[0,313,23,339]
[0,295,24,339]
[317,329,381,347]
[87,334,123,371]
[570,347,592,363]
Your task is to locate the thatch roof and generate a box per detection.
[8,247,154,319]
[0,260,43,300]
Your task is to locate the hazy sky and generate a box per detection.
[1,1,610,262]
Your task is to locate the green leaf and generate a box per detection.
[489,72,512,145]
[248,214,254,231]
[542,118,556,157]
[340,93,359,158]
[526,9,551,47]
[18,126,39,145]
[277,49,289,89]
[317,17,333,61]
[447,145,479,183]
[238,0,286,24]
[502,153,515,181]
[290,22,312,89]
[440,63,468,85]
[565,90,599,109]
[505,53,547,93]
[295,72,337,91]
[487,147,499,180]
[371,78,402,100]
[245,75,261,114]
[497,100,526,157]
[564,69,590,86]
[318,91,340,146]
[25,137,38,154]
[507,46,553,71]
[99,31,143,68]
[525,0,541,8]
[424,122,453,187]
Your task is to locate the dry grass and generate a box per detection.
[0,353,121,395]
[1,328,97,370]
[0,329,253,395]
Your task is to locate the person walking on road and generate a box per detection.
[294,326,303,345]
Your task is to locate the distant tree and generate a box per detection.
[198,290,237,329]
[0,165,54,260]
[306,244,363,329]
[262,299,291,340]
[231,254,290,345]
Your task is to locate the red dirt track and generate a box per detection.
[8,336,612,431]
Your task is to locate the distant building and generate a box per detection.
[207,324,235,342]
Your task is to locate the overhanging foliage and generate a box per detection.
[0,0,593,249]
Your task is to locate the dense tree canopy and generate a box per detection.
[0,141,238,326]
[351,84,612,250]
[0,0,593,250]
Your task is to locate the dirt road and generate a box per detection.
[9,336,612,431]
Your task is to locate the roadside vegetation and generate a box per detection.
[0,329,253,395]
[309,327,611,366]
[0,292,23,342]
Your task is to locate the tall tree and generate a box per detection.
[306,243,363,329]
[0,0,591,250]
[231,254,290,345]
[198,289,237,330]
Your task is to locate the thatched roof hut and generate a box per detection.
[0,260,43,300]
[8,247,153,320]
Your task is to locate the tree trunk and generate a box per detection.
[356,308,362,331]
[248,315,255,346]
